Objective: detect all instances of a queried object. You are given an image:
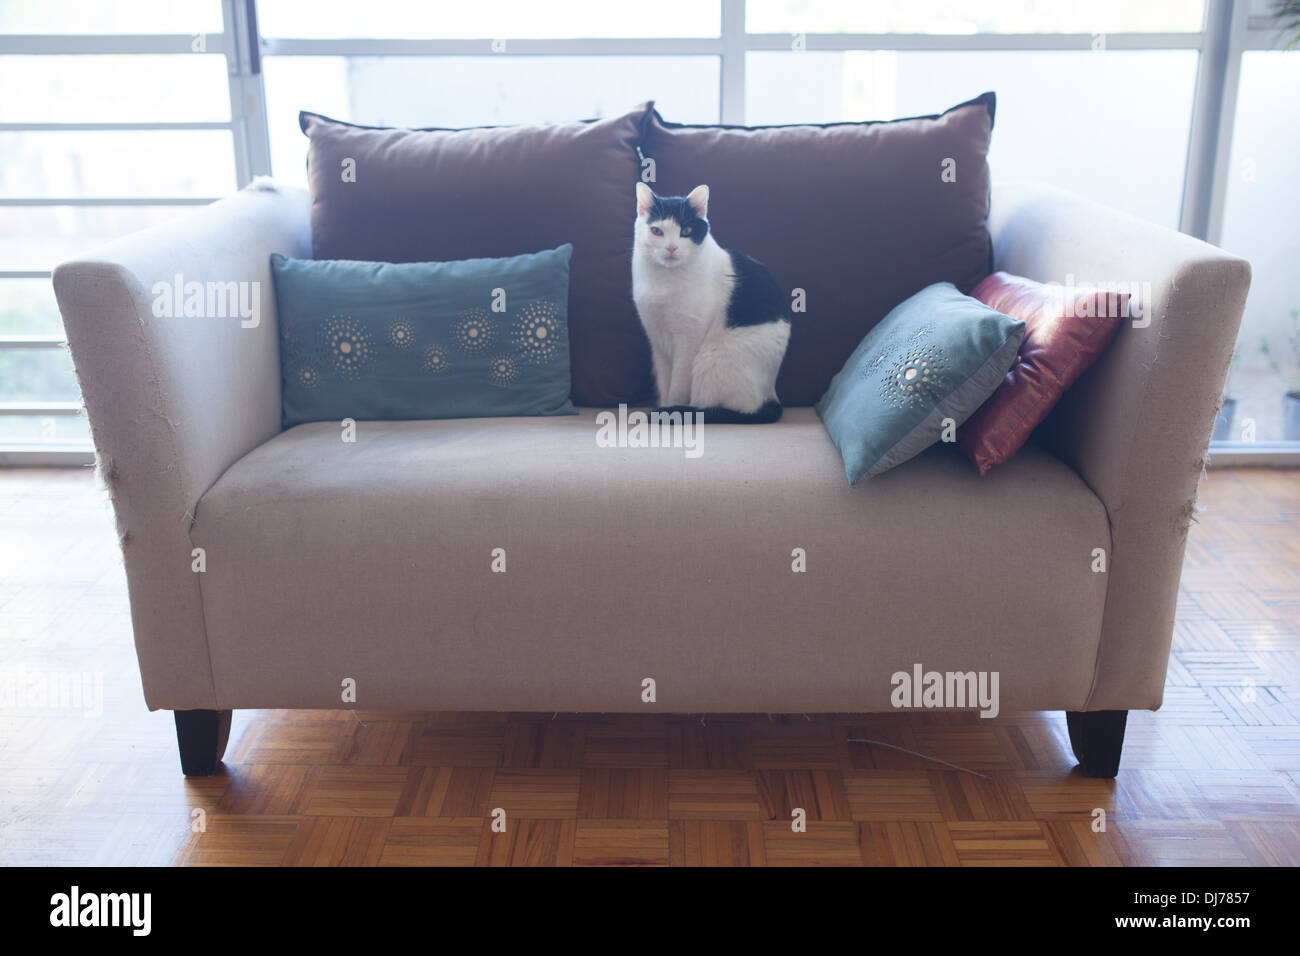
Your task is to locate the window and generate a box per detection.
[1219,49,1300,445]
[2,0,1295,462]
[746,49,1198,227]
[264,55,720,190]
[746,0,1207,34]
[0,1,243,463]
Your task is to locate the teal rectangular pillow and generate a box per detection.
[271,245,576,428]
[815,282,1025,483]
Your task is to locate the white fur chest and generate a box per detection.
[632,242,735,344]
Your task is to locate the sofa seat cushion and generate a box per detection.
[191,409,1110,713]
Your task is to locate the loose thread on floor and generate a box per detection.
[846,738,990,779]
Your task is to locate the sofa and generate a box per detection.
[53,113,1250,780]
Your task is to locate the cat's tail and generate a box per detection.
[654,400,783,424]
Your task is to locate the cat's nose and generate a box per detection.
[666,244,678,254]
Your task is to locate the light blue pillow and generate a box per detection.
[271,245,576,428]
[815,282,1025,483]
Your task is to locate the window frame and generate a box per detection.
[1,0,1293,465]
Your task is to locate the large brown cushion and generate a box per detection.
[300,106,650,407]
[639,93,997,406]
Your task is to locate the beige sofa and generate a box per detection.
[53,181,1250,778]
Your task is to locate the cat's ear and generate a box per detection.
[686,184,710,218]
[635,182,655,217]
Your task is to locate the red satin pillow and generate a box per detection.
[958,272,1126,475]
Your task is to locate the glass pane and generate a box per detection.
[747,0,1205,34]
[0,130,235,198]
[0,281,62,338]
[0,414,90,448]
[746,50,1196,228]
[0,0,223,34]
[0,348,80,403]
[265,55,720,186]
[0,205,198,270]
[0,56,230,123]
[258,0,720,38]
[1219,51,1300,444]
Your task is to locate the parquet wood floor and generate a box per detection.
[2,467,1297,866]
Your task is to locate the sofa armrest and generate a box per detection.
[990,182,1251,710]
[53,181,310,709]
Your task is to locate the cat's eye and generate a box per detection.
[681,226,693,237]
[649,226,663,236]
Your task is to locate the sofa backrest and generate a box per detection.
[302,106,649,407]
[641,93,996,406]
[301,94,996,407]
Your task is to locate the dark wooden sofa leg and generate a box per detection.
[174,709,232,776]
[1066,710,1128,778]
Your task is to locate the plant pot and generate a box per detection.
[1212,396,1236,442]
[1284,391,1300,442]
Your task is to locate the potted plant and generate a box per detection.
[1277,1,1300,48]
[1271,4,1300,439]
[1284,308,1300,440]
[1260,308,1300,441]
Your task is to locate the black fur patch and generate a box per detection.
[725,251,788,328]
[645,194,709,244]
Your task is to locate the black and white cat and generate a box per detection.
[632,182,791,424]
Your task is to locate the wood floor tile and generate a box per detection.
[489,769,581,819]
[403,725,504,767]
[667,721,750,769]
[573,820,670,866]
[1224,820,1300,865]
[1040,820,1129,867]
[298,767,409,817]
[578,769,668,819]
[180,816,300,866]
[378,818,484,866]
[670,820,766,866]
[858,821,959,866]
[477,818,575,866]
[668,770,763,820]
[216,765,309,815]
[751,724,840,769]
[1016,772,1119,820]
[843,771,943,822]
[394,766,494,817]
[929,771,1036,821]
[946,822,1060,866]
[582,726,669,769]
[500,718,585,769]
[762,821,862,866]
[1189,771,1300,820]
[281,816,390,866]
[1117,821,1251,866]
[756,769,851,821]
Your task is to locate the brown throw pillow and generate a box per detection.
[300,106,650,407]
[958,271,1127,475]
[638,93,997,406]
